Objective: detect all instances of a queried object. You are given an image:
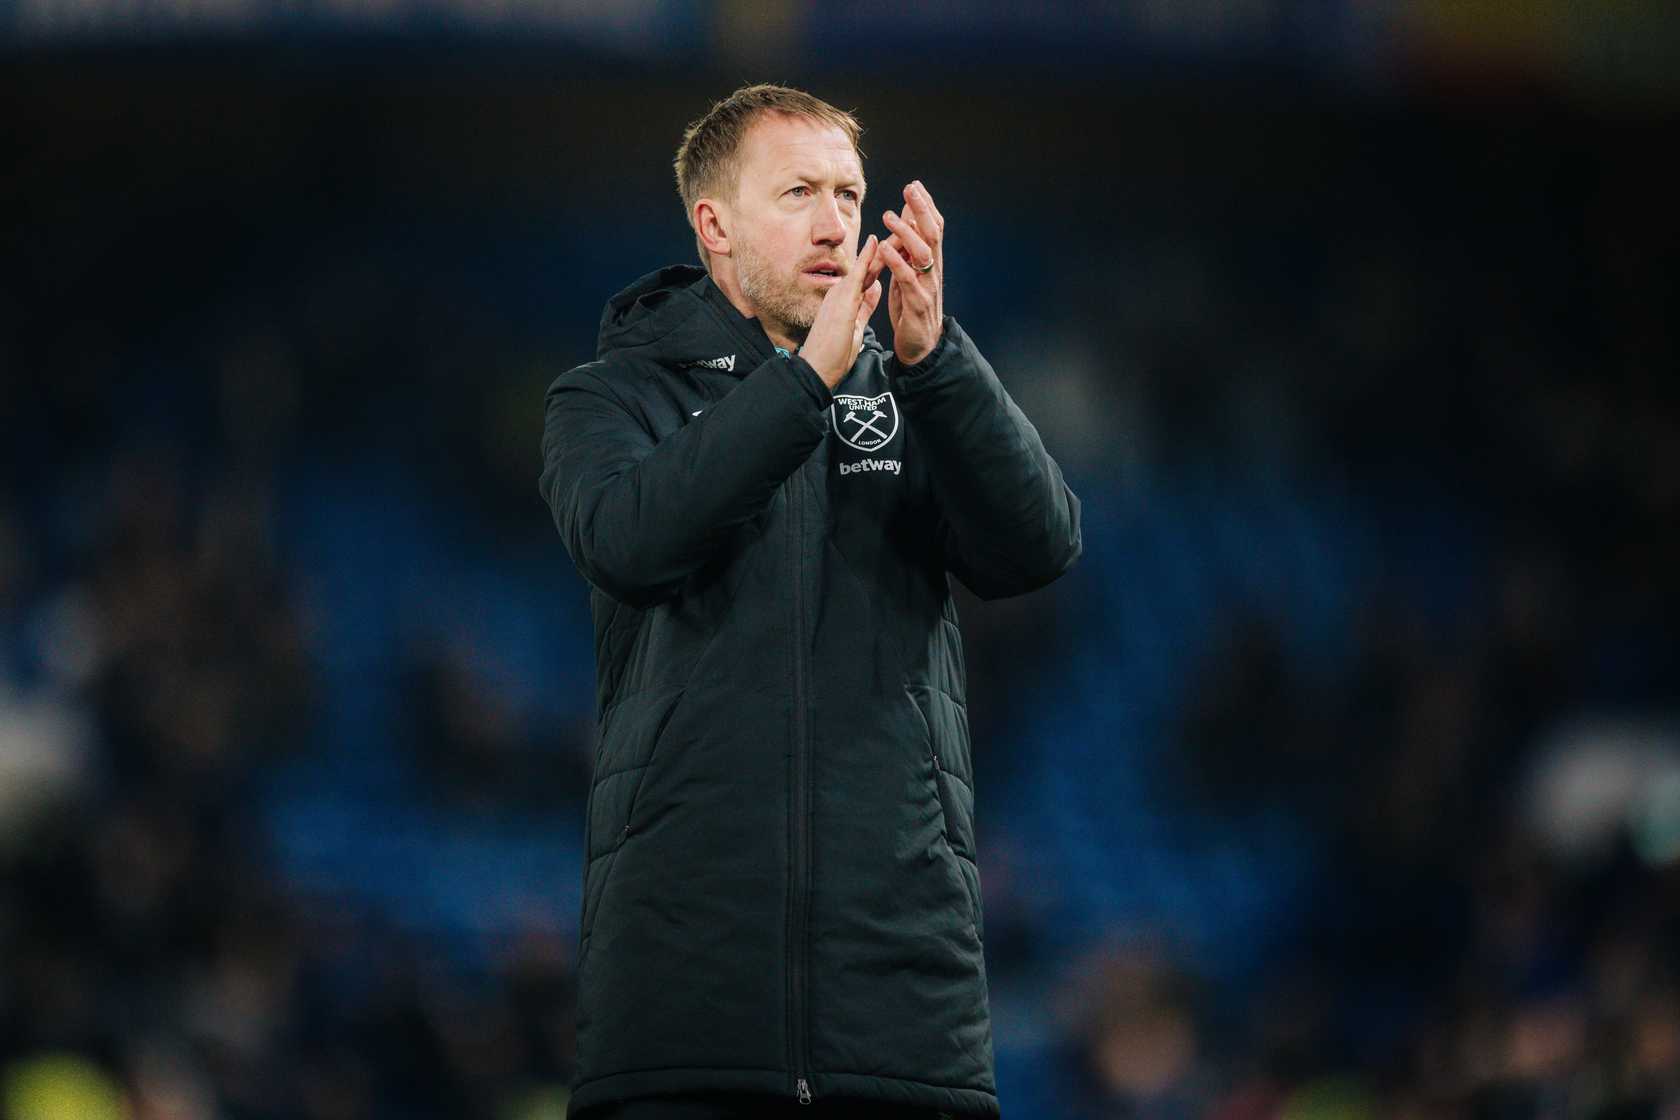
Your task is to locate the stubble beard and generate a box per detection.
[735,236,820,347]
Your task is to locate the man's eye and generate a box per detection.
[788,186,809,197]
[840,190,859,202]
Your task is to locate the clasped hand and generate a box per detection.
[798,181,947,388]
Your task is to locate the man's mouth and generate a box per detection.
[803,263,845,282]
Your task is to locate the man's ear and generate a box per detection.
[694,198,731,258]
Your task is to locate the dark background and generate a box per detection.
[3,3,1679,1117]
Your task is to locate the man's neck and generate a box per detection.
[706,260,802,355]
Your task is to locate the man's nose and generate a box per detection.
[811,195,846,245]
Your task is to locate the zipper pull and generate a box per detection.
[796,1077,812,1104]
[932,751,942,773]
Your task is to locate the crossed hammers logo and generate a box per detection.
[844,410,889,442]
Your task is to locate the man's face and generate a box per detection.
[725,113,866,344]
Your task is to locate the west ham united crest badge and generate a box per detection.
[830,391,900,452]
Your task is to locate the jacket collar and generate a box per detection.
[695,271,779,371]
[594,262,880,376]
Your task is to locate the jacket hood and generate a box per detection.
[596,263,882,369]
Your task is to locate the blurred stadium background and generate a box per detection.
[4,2,1679,1117]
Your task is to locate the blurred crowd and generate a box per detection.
[3,65,1678,1120]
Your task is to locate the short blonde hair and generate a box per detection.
[673,83,865,274]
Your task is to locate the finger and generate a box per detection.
[897,193,928,237]
[907,180,944,238]
[859,235,887,290]
[882,210,932,271]
[886,207,923,248]
[854,278,882,330]
[879,230,905,263]
[849,235,877,296]
[876,238,924,290]
[879,227,924,263]
[902,188,942,264]
[897,193,939,272]
[828,235,874,316]
[861,251,887,295]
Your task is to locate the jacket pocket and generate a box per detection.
[909,685,983,946]
[930,749,983,946]
[579,685,688,968]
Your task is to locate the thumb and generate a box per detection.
[855,278,882,330]
[819,234,874,316]
[851,235,878,298]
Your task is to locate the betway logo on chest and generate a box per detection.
[682,354,736,372]
[838,457,901,476]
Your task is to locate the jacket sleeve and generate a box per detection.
[886,316,1083,600]
[539,353,834,606]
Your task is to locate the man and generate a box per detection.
[538,84,1082,1118]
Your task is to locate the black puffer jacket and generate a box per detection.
[538,264,1082,1118]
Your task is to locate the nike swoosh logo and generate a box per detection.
[691,409,704,416]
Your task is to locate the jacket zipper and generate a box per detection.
[788,467,813,1104]
[703,295,813,1103]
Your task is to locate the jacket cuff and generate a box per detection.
[784,352,836,409]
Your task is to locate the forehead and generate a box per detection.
[738,113,862,180]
